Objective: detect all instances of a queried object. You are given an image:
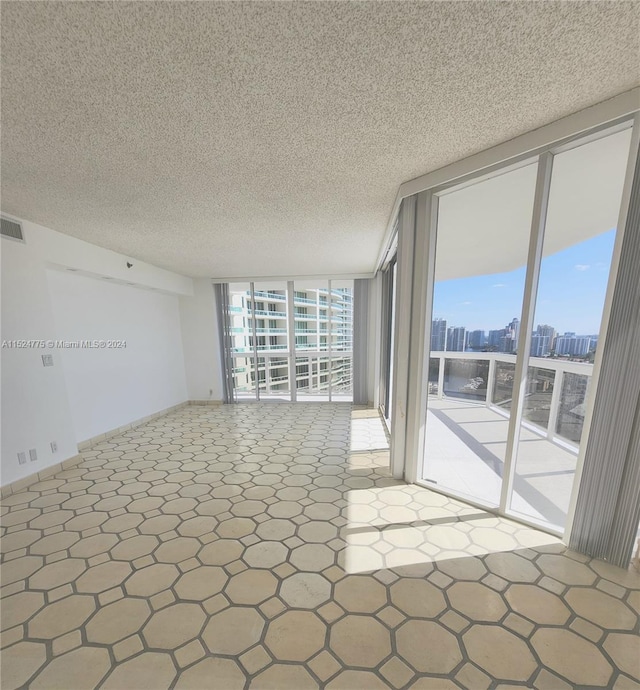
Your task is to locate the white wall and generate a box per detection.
[47,270,188,442]
[1,217,194,487]
[1,237,78,485]
[180,279,224,402]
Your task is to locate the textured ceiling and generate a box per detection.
[1,2,639,279]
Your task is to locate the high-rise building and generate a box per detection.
[447,326,466,352]
[499,318,520,353]
[228,287,353,395]
[488,329,506,350]
[468,330,486,349]
[431,318,448,351]
[555,333,594,357]
[531,334,551,357]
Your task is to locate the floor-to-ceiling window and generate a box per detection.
[414,120,635,535]
[225,280,354,402]
[379,257,397,426]
[422,162,536,507]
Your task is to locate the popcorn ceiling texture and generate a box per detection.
[1,1,639,278]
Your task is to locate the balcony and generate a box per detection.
[423,351,592,527]
[253,309,286,318]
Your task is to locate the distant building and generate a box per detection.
[555,332,594,357]
[536,324,556,341]
[488,329,506,349]
[447,326,466,352]
[468,330,486,349]
[431,318,447,351]
[531,334,551,357]
[529,324,555,357]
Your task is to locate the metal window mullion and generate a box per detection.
[215,283,236,404]
[486,357,496,408]
[327,280,332,402]
[499,152,554,514]
[437,355,445,400]
[405,190,438,484]
[390,196,417,479]
[378,267,391,415]
[249,282,260,402]
[547,369,564,442]
[287,281,296,402]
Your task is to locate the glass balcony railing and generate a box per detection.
[253,309,286,318]
[428,351,592,448]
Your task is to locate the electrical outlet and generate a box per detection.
[17,452,27,465]
[50,441,58,453]
[29,448,38,462]
[42,354,54,367]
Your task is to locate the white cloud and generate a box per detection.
[492,283,506,288]
[460,301,472,305]
[574,264,591,271]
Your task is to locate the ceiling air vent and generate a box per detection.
[1,216,24,242]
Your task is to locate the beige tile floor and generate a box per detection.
[1,403,639,689]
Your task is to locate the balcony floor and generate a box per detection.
[425,398,577,528]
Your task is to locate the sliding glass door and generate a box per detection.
[422,162,537,507]
[420,122,634,534]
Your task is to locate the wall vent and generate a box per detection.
[1,216,24,242]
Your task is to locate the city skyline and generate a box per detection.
[432,229,616,334]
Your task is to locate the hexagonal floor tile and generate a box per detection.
[125,563,180,597]
[447,582,508,622]
[142,603,206,649]
[175,658,246,689]
[0,641,47,690]
[1,591,45,631]
[28,595,95,640]
[28,558,86,590]
[243,541,289,568]
[30,646,111,690]
[504,584,570,625]
[531,628,613,686]
[565,587,636,630]
[290,544,335,572]
[330,615,391,667]
[226,570,278,605]
[280,572,331,609]
[202,607,265,655]
[391,578,447,618]
[85,598,151,644]
[396,620,462,674]
[154,537,200,563]
[265,611,326,661]
[464,624,537,682]
[249,664,318,689]
[199,539,244,565]
[174,566,228,601]
[334,575,388,613]
[100,652,177,690]
[326,670,391,689]
[76,561,132,593]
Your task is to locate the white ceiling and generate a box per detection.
[1,2,639,279]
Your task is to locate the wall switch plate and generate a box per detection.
[42,354,54,367]
[50,441,58,453]
[18,452,27,465]
[29,449,38,462]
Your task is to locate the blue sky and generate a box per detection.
[432,230,616,335]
